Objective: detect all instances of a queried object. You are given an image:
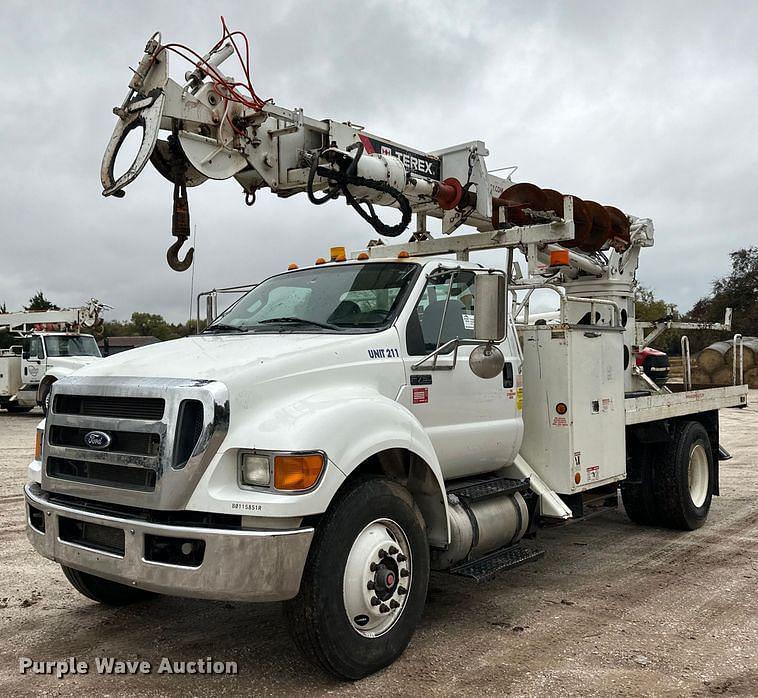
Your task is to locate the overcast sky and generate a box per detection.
[1,1,756,322]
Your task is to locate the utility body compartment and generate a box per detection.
[0,352,22,400]
[519,324,626,494]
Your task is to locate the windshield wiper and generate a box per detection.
[203,323,248,333]
[257,317,339,330]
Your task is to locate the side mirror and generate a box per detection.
[474,273,506,342]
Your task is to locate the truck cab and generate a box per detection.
[19,332,101,412]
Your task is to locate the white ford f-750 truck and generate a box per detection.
[25,236,747,679]
[24,25,749,678]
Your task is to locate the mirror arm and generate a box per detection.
[411,337,500,371]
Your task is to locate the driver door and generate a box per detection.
[398,267,522,479]
[22,335,46,387]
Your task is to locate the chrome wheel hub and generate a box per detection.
[688,443,709,508]
[343,518,411,637]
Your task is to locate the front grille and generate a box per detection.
[47,456,157,491]
[49,425,160,456]
[54,394,165,420]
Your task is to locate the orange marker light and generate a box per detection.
[397,251,410,259]
[357,252,370,260]
[287,263,298,270]
[34,429,43,460]
[550,249,570,267]
[274,453,325,491]
[574,472,581,485]
[315,257,326,265]
[330,246,347,262]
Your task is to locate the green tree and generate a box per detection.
[634,285,676,323]
[633,285,684,354]
[25,291,59,311]
[687,246,758,337]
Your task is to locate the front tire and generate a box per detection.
[61,566,157,606]
[285,477,429,680]
[39,383,53,416]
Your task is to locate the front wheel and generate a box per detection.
[285,477,429,680]
[39,383,53,416]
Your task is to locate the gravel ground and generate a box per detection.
[1,395,756,697]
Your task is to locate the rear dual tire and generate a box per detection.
[622,420,714,530]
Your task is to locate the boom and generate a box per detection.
[101,19,635,272]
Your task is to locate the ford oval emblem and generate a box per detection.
[84,430,112,450]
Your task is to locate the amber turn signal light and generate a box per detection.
[34,429,43,460]
[274,453,325,491]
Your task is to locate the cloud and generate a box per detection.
[1,0,755,321]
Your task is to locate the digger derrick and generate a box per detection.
[101,20,632,272]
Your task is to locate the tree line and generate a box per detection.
[2,246,756,355]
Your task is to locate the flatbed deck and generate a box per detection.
[624,384,749,425]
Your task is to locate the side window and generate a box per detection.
[406,270,476,356]
[30,336,44,359]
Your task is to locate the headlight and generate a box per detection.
[238,451,326,491]
[34,429,44,461]
[239,453,271,487]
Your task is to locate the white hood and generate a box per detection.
[75,332,389,386]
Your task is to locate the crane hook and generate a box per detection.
[167,236,194,272]
[167,181,194,272]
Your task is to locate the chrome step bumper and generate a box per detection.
[24,484,313,602]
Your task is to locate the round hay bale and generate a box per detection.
[745,366,758,389]
[712,366,736,386]
[725,338,757,371]
[690,368,713,386]
[697,341,731,374]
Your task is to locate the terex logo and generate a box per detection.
[359,135,440,180]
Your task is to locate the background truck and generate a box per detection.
[0,301,107,414]
[23,22,749,681]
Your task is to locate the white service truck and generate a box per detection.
[1,303,106,414]
[23,25,749,680]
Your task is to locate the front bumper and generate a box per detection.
[24,484,314,602]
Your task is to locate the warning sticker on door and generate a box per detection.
[552,416,568,427]
[516,387,523,411]
[586,465,599,482]
[412,387,429,404]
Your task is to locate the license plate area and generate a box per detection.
[58,516,126,556]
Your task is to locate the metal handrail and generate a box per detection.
[510,283,622,328]
[733,333,744,385]
[196,284,257,332]
[681,335,691,390]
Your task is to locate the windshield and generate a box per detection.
[208,262,420,333]
[44,334,101,358]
